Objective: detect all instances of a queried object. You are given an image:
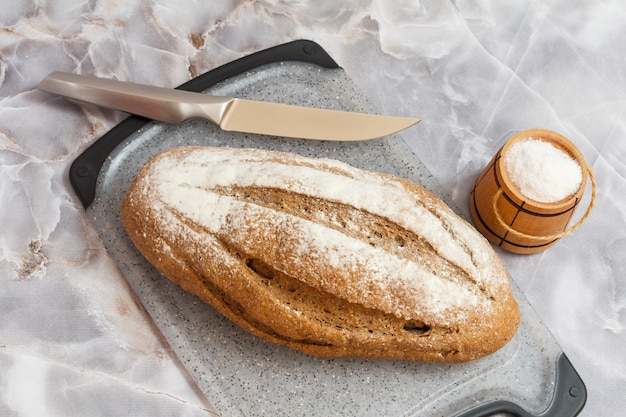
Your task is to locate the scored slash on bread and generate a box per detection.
[121,146,520,363]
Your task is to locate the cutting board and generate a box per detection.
[69,40,586,417]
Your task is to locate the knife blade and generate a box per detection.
[38,72,419,141]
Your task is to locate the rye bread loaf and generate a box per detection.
[121,146,520,363]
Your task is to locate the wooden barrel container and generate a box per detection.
[469,129,596,254]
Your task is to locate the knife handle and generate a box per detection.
[38,72,233,125]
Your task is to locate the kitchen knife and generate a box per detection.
[39,72,419,141]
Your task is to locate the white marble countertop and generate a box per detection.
[1,1,624,416]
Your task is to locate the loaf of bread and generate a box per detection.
[121,146,519,363]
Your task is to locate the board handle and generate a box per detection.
[69,40,340,208]
[455,353,586,417]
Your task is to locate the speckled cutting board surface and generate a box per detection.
[73,41,585,417]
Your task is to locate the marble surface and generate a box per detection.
[1,1,624,416]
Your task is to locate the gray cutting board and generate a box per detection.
[73,41,585,417]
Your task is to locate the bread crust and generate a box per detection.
[121,146,519,363]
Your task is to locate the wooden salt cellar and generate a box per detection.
[469,129,595,254]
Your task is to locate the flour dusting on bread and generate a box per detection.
[122,146,519,362]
